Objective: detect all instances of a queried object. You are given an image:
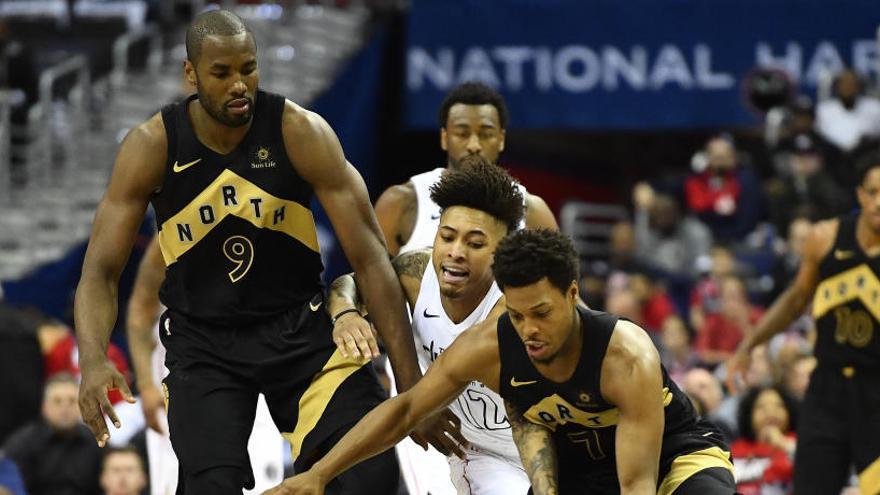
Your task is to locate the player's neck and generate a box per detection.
[856,214,880,256]
[440,279,493,324]
[188,100,252,155]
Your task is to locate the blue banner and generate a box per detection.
[404,0,880,129]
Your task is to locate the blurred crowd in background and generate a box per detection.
[1,0,879,494]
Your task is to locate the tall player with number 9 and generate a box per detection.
[73,10,430,494]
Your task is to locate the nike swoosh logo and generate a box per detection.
[430,211,441,220]
[702,432,714,437]
[510,377,538,387]
[834,249,855,260]
[172,158,202,173]
[309,301,322,312]
[423,308,440,318]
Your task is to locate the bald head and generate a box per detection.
[186,10,253,65]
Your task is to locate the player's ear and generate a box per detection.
[440,127,449,151]
[183,60,197,89]
[567,281,578,302]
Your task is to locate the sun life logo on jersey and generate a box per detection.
[576,392,592,407]
[251,146,276,169]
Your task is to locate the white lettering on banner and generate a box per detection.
[853,40,879,78]
[493,47,532,90]
[407,47,454,90]
[408,40,875,94]
[459,47,500,87]
[535,47,554,91]
[756,40,878,84]
[603,46,648,90]
[407,44,734,93]
[755,42,803,80]
[805,41,846,85]
[695,44,735,89]
[650,44,694,89]
[555,46,601,91]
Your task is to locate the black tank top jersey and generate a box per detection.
[811,213,880,369]
[152,90,323,326]
[498,307,722,491]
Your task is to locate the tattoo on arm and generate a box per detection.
[507,400,558,495]
[391,250,430,280]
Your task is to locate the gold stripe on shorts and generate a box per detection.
[283,349,369,460]
[860,456,880,495]
[657,445,734,495]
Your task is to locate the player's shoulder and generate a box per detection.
[392,248,431,280]
[377,181,416,207]
[119,112,167,164]
[129,112,167,148]
[281,99,330,137]
[803,217,839,262]
[606,319,659,366]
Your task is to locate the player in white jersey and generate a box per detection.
[375,81,557,257]
[127,237,284,494]
[327,157,530,495]
[373,82,557,494]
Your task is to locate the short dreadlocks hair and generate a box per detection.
[493,229,579,293]
[438,82,509,129]
[429,155,524,233]
[186,10,254,65]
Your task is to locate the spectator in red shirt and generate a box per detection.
[731,385,798,495]
[685,136,765,243]
[695,275,764,366]
[689,245,737,331]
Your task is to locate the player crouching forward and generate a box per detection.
[322,155,529,494]
[266,229,737,495]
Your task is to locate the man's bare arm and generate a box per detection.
[524,194,558,230]
[374,183,417,257]
[75,113,166,446]
[507,399,558,495]
[265,322,501,494]
[327,249,429,318]
[602,320,665,495]
[125,235,166,433]
[727,219,833,389]
[282,102,421,391]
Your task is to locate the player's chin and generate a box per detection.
[223,110,253,127]
[439,284,465,299]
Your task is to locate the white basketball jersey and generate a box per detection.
[412,257,520,461]
[399,167,528,254]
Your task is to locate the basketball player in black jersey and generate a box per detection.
[729,155,880,495]
[269,229,736,495]
[73,10,432,495]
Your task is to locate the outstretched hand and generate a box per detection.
[409,408,470,459]
[78,357,136,447]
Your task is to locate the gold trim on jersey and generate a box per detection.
[523,387,672,432]
[860,456,880,495]
[158,169,320,266]
[282,349,369,460]
[657,446,733,495]
[813,264,880,322]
